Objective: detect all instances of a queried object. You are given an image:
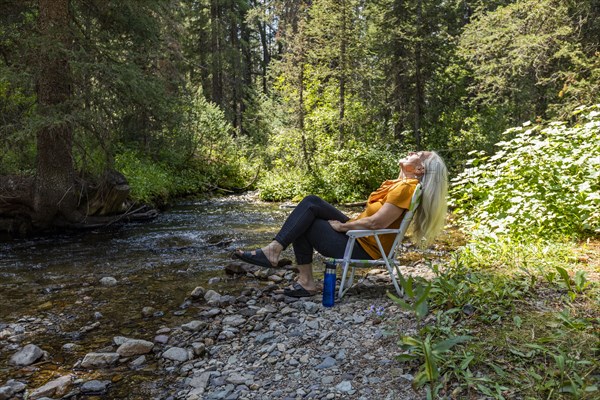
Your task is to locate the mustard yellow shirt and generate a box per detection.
[353,178,418,259]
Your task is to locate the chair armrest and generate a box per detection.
[346,229,400,238]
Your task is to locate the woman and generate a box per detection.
[233,151,448,297]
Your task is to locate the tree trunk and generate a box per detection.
[413,0,423,149]
[33,0,77,227]
[338,0,347,146]
[210,0,223,106]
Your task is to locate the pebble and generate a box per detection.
[81,352,120,369]
[9,344,44,366]
[28,375,73,399]
[116,339,154,357]
[315,356,336,370]
[81,380,110,393]
[2,269,425,399]
[162,347,189,362]
[190,286,206,299]
[182,320,206,332]
[99,277,118,286]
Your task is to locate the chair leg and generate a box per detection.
[383,258,404,297]
[338,261,350,298]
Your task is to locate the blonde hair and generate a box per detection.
[411,151,448,247]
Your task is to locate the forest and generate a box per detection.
[0,0,598,399]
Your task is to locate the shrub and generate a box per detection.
[451,105,600,238]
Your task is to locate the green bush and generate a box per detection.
[451,105,600,238]
[114,150,173,205]
[257,133,401,203]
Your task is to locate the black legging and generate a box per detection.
[274,195,372,264]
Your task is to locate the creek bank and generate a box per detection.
[1,262,426,399]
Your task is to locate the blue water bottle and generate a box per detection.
[322,262,336,307]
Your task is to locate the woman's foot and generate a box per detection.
[282,282,318,298]
[232,241,283,268]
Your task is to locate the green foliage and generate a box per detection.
[387,275,431,321]
[451,106,600,239]
[114,150,173,205]
[459,0,599,121]
[396,333,472,397]
[258,137,400,202]
[386,231,598,399]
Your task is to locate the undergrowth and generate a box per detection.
[388,236,599,400]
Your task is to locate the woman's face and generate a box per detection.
[398,151,430,177]
[399,151,428,167]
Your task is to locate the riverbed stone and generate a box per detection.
[315,356,336,370]
[0,380,26,400]
[182,320,206,332]
[204,290,221,304]
[162,347,189,362]
[29,375,73,399]
[142,306,156,317]
[81,380,110,394]
[9,343,44,366]
[117,339,154,357]
[190,286,206,299]
[222,315,246,327]
[335,381,353,393]
[80,352,120,369]
[99,277,117,286]
[113,336,131,346]
[155,334,170,344]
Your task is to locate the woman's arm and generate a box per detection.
[329,203,405,233]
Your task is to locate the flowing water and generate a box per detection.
[0,194,299,397]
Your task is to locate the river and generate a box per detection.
[0,194,297,398]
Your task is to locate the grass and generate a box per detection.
[389,232,599,399]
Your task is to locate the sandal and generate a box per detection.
[283,282,318,298]
[232,249,276,268]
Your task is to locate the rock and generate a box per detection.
[142,307,156,317]
[117,339,154,357]
[162,347,189,362]
[222,315,246,327]
[113,336,131,346]
[189,371,214,390]
[154,334,169,344]
[182,320,206,332]
[199,308,221,318]
[303,302,319,314]
[62,343,79,352]
[336,381,353,393]
[268,275,283,283]
[226,372,250,385]
[0,387,12,400]
[315,357,336,370]
[29,375,73,400]
[9,344,44,366]
[218,295,236,306]
[0,380,26,400]
[204,290,221,304]
[255,331,275,344]
[208,277,221,285]
[190,286,206,299]
[191,342,206,357]
[99,277,117,286]
[129,355,146,369]
[224,263,246,275]
[81,380,110,394]
[80,353,120,369]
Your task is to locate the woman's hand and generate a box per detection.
[329,220,347,233]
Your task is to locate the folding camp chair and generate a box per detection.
[326,183,422,298]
